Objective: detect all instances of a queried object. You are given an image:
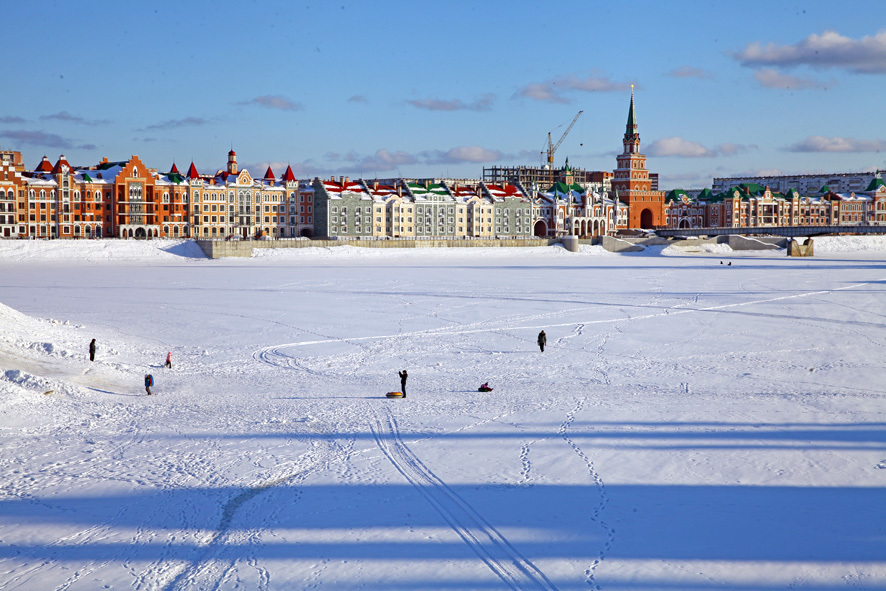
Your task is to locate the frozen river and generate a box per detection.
[0,240,884,590]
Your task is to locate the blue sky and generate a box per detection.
[2,0,885,189]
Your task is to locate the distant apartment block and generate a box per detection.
[712,172,881,195]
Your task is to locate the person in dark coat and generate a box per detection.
[89,339,96,362]
[537,330,547,352]
[144,374,153,396]
[398,370,408,397]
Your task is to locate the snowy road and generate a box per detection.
[0,240,884,590]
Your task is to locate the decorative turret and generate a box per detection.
[227,149,237,174]
[623,86,640,154]
[186,162,200,180]
[281,165,296,183]
[35,155,53,172]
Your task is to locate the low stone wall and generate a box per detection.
[598,236,669,252]
[196,237,557,259]
[597,234,787,253]
[722,235,784,250]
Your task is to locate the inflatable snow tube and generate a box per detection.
[386,392,404,398]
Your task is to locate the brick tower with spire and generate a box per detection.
[610,88,665,229]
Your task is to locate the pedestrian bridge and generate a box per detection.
[654,224,886,238]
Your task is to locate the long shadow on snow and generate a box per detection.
[128,421,886,450]
[0,483,882,563]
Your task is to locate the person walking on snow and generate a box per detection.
[144,373,153,396]
[537,330,547,352]
[89,339,96,362]
[165,352,172,369]
[398,370,408,398]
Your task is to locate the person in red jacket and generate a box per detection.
[165,352,172,369]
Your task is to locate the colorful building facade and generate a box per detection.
[665,178,886,230]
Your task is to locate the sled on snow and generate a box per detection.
[386,391,404,398]
[478,386,493,392]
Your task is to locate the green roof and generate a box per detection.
[168,172,183,184]
[82,173,92,182]
[738,182,766,195]
[697,188,714,200]
[547,180,584,195]
[865,177,885,191]
[819,184,831,193]
[665,189,688,203]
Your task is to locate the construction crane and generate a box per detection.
[545,110,583,169]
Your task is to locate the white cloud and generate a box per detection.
[514,72,633,103]
[786,135,886,153]
[716,142,757,156]
[408,94,494,111]
[0,129,95,150]
[40,111,111,125]
[237,95,303,111]
[734,30,886,74]
[648,137,757,158]
[647,137,715,158]
[753,68,829,89]
[145,117,210,130]
[357,149,418,171]
[422,146,502,164]
[667,66,714,79]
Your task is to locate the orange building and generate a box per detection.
[610,90,665,229]
[0,150,26,238]
[22,154,190,239]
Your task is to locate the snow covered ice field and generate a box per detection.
[0,238,884,591]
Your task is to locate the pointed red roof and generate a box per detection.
[263,166,275,180]
[281,165,296,182]
[51,156,72,174]
[169,163,180,174]
[186,162,200,179]
[35,156,53,172]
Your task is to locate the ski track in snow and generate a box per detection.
[370,405,559,591]
[250,276,883,357]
